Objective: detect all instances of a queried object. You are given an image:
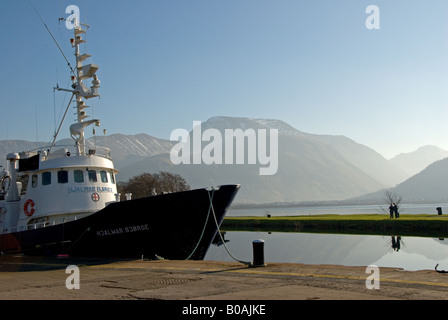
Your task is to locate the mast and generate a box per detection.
[55,18,101,156]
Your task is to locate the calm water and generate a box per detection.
[205,231,448,271]
[205,203,448,271]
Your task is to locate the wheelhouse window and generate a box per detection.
[42,172,51,186]
[110,172,116,184]
[58,170,68,184]
[100,171,108,183]
[74,170,84,183]
[88,170,97,182]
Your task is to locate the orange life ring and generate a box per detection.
[24,199,35,217]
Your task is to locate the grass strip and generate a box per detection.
[222,214,448,237]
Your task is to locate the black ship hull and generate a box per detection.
[0,184,240,260]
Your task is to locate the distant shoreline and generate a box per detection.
[222,214,448,238]
[230,200,448,210]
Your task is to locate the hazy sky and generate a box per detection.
[1,0,448,159]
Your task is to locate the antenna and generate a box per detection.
[28,0,76,77]
[52,21,101,156]
[35,104,39,143]
[49,93,75,152]
[32,4,102,156]
[59,17,91,29]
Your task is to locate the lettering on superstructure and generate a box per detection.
[68,186,113,194]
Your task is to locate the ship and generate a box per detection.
[0,19,240,260]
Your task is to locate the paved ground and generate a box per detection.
[1,255,448,301]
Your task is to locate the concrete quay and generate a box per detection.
[1,255,448,301]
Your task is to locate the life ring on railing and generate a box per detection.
[24,199,36,217]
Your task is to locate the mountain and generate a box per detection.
[203,117,408,186]
[356,157,448,203]
[0,140,47,168]
[84,133,175,168]
[0,133,175,170]
[303,134,409,187]
[3,116,444,204]
[391,158,448,202]
[118,116,405,203]
[389,145,448,176]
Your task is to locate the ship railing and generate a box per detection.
[10,215,83,233]
[20,144,113,162]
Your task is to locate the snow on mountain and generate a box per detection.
[1,116,446,204]
[117,116,404,203]
[0,133,175,170]
[86,133,175,168]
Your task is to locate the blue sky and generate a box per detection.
[1,0,448,159]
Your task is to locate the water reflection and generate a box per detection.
[212,232,229,247]
[205,232,448,271]
[391,236,401,252]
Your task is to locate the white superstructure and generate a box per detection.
[0,22,119,234]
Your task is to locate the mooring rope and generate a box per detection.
[207,189,251,266]
[185,189,215,260]
[186,188,251,266]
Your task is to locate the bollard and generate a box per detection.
[252,239,267,267]
[437,207,443,215]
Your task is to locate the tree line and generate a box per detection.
[117,171,190,200]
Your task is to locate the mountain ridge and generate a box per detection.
[354,157,448,203]
[0,133,175,170]
[1,116,445,204]
[117,116,407,203]
[389,145,448,176]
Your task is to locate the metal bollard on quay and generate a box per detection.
[251,239,267,267]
